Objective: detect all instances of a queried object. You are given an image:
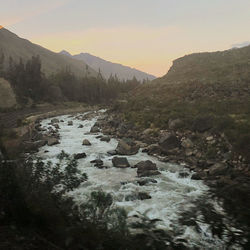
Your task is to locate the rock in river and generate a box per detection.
[135,160,161,177]
[90,126,100,133]
[107,150,117,155]
[112,157,130,168]
[82,139,91,146]
[47,137,60,146]
[116,138,139,155]
[51,118,59,124]
[74,152,87,159]
[100,136,111,142]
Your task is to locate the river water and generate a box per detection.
[36,110,230,249]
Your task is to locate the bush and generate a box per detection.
[0,151,176,249]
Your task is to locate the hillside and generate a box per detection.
[0,28,97,77]
[116,46,250,162]
[60,50,156,81]
[159,45,250,84]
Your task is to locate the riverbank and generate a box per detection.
[1,107,250,248]
[95,110,250,243]
[0,103,101,159]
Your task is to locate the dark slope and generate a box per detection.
[60,50,156,81]
[0,28,97,77]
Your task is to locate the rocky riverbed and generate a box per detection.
[29,109,249,249]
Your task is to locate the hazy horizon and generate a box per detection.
[1,0,250,77]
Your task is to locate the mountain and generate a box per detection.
[116,45,250,161]
[232,41,250,49]
[155,45,250,84]
[0,28,97,77]
[60,50,156,81]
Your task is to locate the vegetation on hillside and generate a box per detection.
[0,28,97,78]
[115,47,250,161]
[0,52,140,106]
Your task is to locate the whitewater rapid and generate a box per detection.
[36,110,226,249]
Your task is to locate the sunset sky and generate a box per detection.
[1,0,250,77]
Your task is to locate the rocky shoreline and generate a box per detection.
[92,111,250,231]
[2,108,249,241]
[0,106,100,159]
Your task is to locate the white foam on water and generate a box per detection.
[37,110,227,249]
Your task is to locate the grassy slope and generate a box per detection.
[118,46,250,160]
[0,28,97,78]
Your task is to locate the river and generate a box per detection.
[36,110,233,249]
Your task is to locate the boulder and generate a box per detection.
[138,192,152,200]
[181,138,194,148]
[116,138,139,155]
[145,144,161,155]
[90,159,104,167]
[47,138,59,146]
[125,192,151,201]
[90,126,100,133]
[137,178,157,186]
[53,124,60,129]
[100,136,111,142]
[107,150,117,155]
[142,128,154,135]
[168,118,183,130]
[135,160,161,177]
[51,118,59,124]
[117,122,134,135]
[74,152,87,160]
[82,139,91,146]
[68,121,73,126]
[78,124,84,128]
[112,157,130,168]
[206,136,214,141]
[159,134,181,153]
[209,163,228,176]
[178,172,189,178]
[191,172,206,180]
[125,194,138,201]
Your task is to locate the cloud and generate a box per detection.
[1,0,71,29]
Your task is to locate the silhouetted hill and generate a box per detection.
[116,46,250,161]
[60,50,156,81]
[0,28,97,77]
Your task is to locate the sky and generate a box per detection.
[1,0,250,77]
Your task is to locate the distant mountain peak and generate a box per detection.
[60,50,72,56]
[0,25,3,29]
[60,51,156,81]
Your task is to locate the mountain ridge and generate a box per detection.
[0,28,97,78]
[60,50,156,81]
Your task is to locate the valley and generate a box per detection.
[0,25,250,249]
